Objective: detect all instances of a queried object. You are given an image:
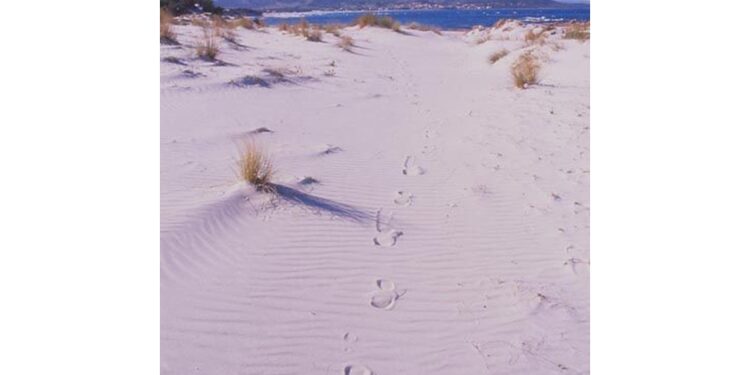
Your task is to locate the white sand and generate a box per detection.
[161,21,589,374]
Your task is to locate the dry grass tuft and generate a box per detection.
[228,17,256,30]
[493,19,509,29]
[564,23,590,41]
[190,17,211,28]
[488,49,510,64]
[196,26,220,60]
[278,19,323,41]
[511,51,540,89]
[406,22,442,35]
[354,13,401,32]
[160,9,177,44]
[209,16,242,44]
[524,29,547,45]
[337,35,355,52]
[323,24,343,36]
[218,26,239,44]
[238,142,275,192]
[305,27,323,42]
[474,34,491,45]
[210,14,229,29]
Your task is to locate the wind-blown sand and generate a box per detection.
[161,20,589,374]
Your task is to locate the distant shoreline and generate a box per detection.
[258,7,590,29]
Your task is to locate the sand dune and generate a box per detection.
[162,20,589,374]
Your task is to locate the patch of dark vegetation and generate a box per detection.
[160,0,222,16]
[181,69,205,78]
[229,75,271,88]
[162,56,186,65]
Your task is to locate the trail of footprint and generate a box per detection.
[394,190,414,206]
[343,332,358,353]
[402,155,425,176]
[344,364,372,375]
[319,144,343,156]
[369,279,405,310]
[372,209,403,247]
[373,229,403,247]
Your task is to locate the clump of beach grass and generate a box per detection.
[489,49,510,64]
[238,142,275,192]
[564,23,590,41]
[511,51,540,89]
[196,26,220,60]
[160,9,178,44]
[354,13,401,32]
[337,35,355,52]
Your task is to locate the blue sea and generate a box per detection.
[262,8,590,29]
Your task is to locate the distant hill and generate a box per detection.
[215,0,585,11]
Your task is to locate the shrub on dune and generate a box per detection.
[488,49,510,64]
[160,9,178,44]
[238,142,275,192]
[511,51,540,89]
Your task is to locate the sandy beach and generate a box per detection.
[161,18,589,374]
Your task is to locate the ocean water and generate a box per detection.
[263,8,590,29]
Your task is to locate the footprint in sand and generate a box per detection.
[372,209,403,247]
[343,332,358,353]
[373,230,403,247]
[297,176,320,192]
[394,190,414,206]
[319,144,343,156]
[369,279,405,310]
[402,155,425,176]
[344,364,372,375]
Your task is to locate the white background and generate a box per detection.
[1,0,748,373]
